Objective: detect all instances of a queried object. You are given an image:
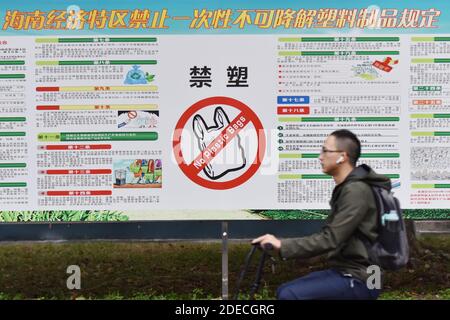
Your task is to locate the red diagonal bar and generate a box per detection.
[185,111,250,177]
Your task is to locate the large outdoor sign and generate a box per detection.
[0,1,449,220]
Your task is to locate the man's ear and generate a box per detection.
[337,152,348,164]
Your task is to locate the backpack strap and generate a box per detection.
[375,187,397,212]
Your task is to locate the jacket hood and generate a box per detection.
[343,164,392,191]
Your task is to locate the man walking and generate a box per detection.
[253,129,390,299]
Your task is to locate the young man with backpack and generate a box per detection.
[253,129,408,300]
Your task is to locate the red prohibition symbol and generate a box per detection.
[173,96,266,190]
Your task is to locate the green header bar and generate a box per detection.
[280,37,332,42]
[0,117,26,122]
[279,174,398,180]
[434,114,450,119]
[299,117,335,122]
[278,174,332,180]
[386,174,400,179]
[412,131,450,137]
[279,153,399,159]
[279,117,399,122]
[354,37,399,42]
[38,132,158,142]
[411,37,450,42]
[411,114,450,119]
[37,60,157,66]
[353,117,399,121]
[279,37,399,42]
[36,37,157,43]
[435,37,450,41]
[0,182,27,187]
[412,58,450,63]
[278,153,319,159]
[279,51,399,56]
[301,174,333,179]
[0,132,26,136]
[0,61,25,65]
[355,51,399,55]
[361,153,400,158]
[434,132,450,136]
[434,58,450,63]
[412,184,450,189]
[301,154,319,158]
[0,163,27,168]
[0,74,25,79]
[412,86,441,91]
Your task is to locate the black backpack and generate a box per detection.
[359,185,410,271]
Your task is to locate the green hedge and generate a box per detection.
[0,211,129,222]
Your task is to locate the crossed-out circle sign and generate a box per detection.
[173,96,266,190]
[127,111,137,119]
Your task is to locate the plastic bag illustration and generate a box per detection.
[193,107,246,180]
[124,65,147,84]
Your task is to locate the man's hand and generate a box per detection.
[252,234,281,252]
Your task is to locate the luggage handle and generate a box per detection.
[233,243,274,300]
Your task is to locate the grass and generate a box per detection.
[0,211,129,222]
[0,235,448,300]
[379,288,450,300]
[259,209,450,220]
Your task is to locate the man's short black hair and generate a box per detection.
[330,129,361,167]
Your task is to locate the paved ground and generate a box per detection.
[415,221,450,235]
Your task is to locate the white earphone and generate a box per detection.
[336,156,344,164]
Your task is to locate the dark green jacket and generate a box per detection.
[280,164,391,282]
